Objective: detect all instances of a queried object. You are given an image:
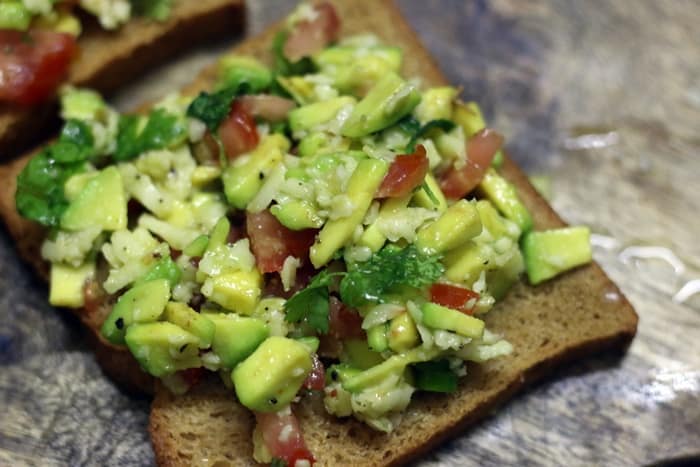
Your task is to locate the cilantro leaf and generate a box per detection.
[271,31,315,77]
[130,0,172,21]
[339,245,444,307]
[405,119,456,153]
[15,120,94,226]
[284,270,336,334]
[186,86,239,132]
[412,360,458,393]
[114,108,186,161]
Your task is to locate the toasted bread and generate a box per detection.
[0,0,638,465]
[0,0,245,159]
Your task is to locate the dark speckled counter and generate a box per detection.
[1,1,699,465]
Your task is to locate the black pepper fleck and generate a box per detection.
[115,318,124,330]
[269,397,278,405]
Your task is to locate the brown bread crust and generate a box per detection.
[0,0,245,159]
[0,0,638,465]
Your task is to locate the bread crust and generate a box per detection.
[0,0,245,159]
[0,0,638,465]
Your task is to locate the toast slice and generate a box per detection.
[0,0,245,159]
[0,0,638,464]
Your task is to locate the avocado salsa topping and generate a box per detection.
[15,2,593,465]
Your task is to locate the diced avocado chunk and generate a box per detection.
[342,347,439,393]
[0,2,30,30]
[414,87,458,123]
[208,314,269,368]
[63,172,98,202]
[388,312,420,352]
[421,302,485,339]
[271,200,323,230]
[183,234,209,257]
[475,199,518,240]
[134,255,182,288]
[191,166,222,187]
[358,195,411,252]
[207,217,230,252]
[314,46,403,96]
[522,227,592,285]
[310,158,388,267]
[163,302,216,349]
[232,336,312,412]
[125,322,201,377]
[222,134,290,209]
[60,88,106,121]
[49,262,95,308]
[201,269,262,315]
[101,279,171,345]
[478,169,532,232]
[61,166,127,231]
[367,324,389,352]
[443,241,489,285]
[326,363,362,385]
[296,336,320,353]
[487,249,524,300]
[341,72,421,138]
[342,339,384,370]
[298,132,349,157]
[288,96,356,133]
[216,55,272,92]
[412,172,448,213]
[416,200,482,254]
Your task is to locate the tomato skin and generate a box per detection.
[439,128,504,199]
[219,100,259,160]
[430,283,479,315]
[376,144,429,198]
[283,1,341,61]
[178,367,205,388]
[255,410,315,466]
[237,94,296,123]
[0,30,77,105]
[302,353,325,391]
[246,210,317,274]
[328,296,365,339]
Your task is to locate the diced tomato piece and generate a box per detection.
[439,128,504,199]
[0,30,77,106]
[255,410,315,466]
[219,100,259,160]
[246,210,317,274]
[303,353,325,391]
[178,367,205,388]
[430,283,480,315]
[328,296,365,339]
[237,94,296,123]
[283,2,341,61]
[376,144,429,198]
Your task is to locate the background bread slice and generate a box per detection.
[0,0,245,159]
[0,0,638,465]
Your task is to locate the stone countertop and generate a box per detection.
[1,1,699,465]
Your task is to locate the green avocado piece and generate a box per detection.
[216,55,272,92]
[415,199,482,254]
[314,46,403,96]
[421,302,485,339]
[209,314,269,368]
[522,227,592,285]
[309,157,388,267]
[183,234,209,257]
[49,261,96,308]
[367,323,389,353]
[475,199,515,240]
[341,71,421,138]
[232,336,312,412]
[134,255,182,289]
[60,88,107,121]
[414,87,458,123]
[61,166,127,231]
[163,302,216,348]
[0,2,31,30]
[288,96,356,133]
[206,217,230,252]
[296,336,320,353]
[443,240,489,285]
[486,248,524,300]
[478,169,532,233]
[325,363,362,385]
[101,279,171,345]
[342,347,439,393]
[125,322,201,377]
[342,338,384,370]
[387,312,420,353]
[270,200,323,230]
[297,132,350,157]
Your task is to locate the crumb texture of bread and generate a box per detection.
[0,0,638,465]
[0,0,245,158]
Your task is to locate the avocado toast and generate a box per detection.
[0,0,245,158]
[0,0,638,465]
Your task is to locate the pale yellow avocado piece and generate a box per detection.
[202,269,262,315]
[388,312,420,352]
[310,158,388,267]
[49,262,95,308]
[421,302,485,338]
[415,199,482,254]
[443,240,489,285]
[412,172,448,213]
[61,166,127,231]
[232,336,312,412]
[358,195,411,252]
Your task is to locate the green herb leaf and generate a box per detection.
[270,458,287,467]
[284,270,336,334]
[114,108,186,161]
[129,0,172,21]
[339,245,444,307]
[405,119,456,153]
[412,360,458,393]
[271,31,315,77]
[186,86,240,132]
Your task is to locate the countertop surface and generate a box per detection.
[1,1,699,466]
